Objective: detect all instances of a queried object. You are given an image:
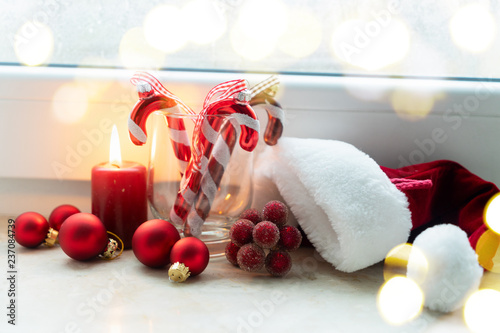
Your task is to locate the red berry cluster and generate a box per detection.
[225,200,302,277]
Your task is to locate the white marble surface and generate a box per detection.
[0,216,497,333]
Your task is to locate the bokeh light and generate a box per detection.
[230,24,276,61]
[390,89,439,121]
[383,243,428,285]
[119,27,165,70]
[144,5,188,53]
[331,18,410,71]
[484,193,500,234]
[14,22,54,66]
[464,289,500,333]
[377,276,424,325]
[475,229,500,273]
[183,0,227,45]
[237,0,288,43]
[450,4,495,53]
[278,8,322,58]
[52,83,89,124]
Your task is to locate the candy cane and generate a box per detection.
[170,83,260,233]
[186,119,238,236]
[128,72,194,174]
[249,75,285,146]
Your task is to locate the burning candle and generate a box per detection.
[91,125,147,249]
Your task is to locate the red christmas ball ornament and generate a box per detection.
[48,204,80,231]
[169,237,210,282]
[132,219,180,268]
[14,212,50,248]
[58,213,109,261]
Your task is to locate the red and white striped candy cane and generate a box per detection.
[170,82,260,234]
[249,75,285,146]
[128,72,194,174]
[187,120,238,235]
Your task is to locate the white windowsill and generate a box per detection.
[1,65,500,215]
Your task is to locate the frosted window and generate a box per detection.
[1,0,499,78]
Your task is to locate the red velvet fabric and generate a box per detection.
[381,160,499,248]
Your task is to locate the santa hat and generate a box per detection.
[254,137,498,312]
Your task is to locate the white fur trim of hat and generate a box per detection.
[254,137,412,273]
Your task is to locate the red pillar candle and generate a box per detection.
[91,126,147,249]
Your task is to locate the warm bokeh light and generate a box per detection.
[391,89,438,121]
[476,229,500,273]
[278,8,322,58]
[52,83,89,124]
[237,0,288,43]
[484,193,500,234]
[119,27,165,70]
[383,243,428,285]
[464,289,500,333]
[14,22,54,66]
[144,5,188,53]
[383,243,413,281]
[183,0,226,45]
[331,18,410,71]
[450,4,495,53]
[109,125,122,166]
[377,276,424,325]
[230,24,276,61]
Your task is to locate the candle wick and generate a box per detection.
[111,163,121,169]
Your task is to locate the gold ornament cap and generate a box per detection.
[168,262,191,283]
[44,228,59,247]
[101,238,118,259]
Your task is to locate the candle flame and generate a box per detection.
[109,125,122,167]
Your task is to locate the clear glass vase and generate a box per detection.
[147,111,254,257]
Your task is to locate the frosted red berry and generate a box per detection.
[262,200,288,226]
[253,221,280,249]
[225,241,240,266]
[278,225,302,252]
[229,219,255,247]
[265,250,292,277]
[237,243,265,272]
[239,208,262,225]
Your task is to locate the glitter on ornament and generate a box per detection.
[229,219,255,247]
[253,221,280,249]
[237,243,265,272]
[262,200,288,226]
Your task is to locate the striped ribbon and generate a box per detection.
[249,75,279,98]
[130,71,196,116]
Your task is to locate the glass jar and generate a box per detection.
[147,111,254,257]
